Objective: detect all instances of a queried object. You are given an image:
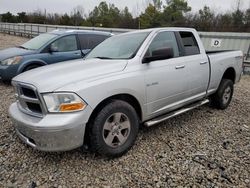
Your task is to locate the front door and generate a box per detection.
[41,34,82,64]
[144,31,190,118]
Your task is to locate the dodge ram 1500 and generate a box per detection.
[9,28,243,157]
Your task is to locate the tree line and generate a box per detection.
[0,0,249,32]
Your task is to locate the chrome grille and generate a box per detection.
[13,82,45,117]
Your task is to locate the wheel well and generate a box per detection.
[222,67,236,83]
[89,94,142,122]
[22,62,45,72]
[84,94,142,147]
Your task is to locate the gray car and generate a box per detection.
[0,30,112,81]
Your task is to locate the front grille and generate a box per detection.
[21,87,36,98]
[13,82,45,117]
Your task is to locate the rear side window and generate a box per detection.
[79,34,109,50]
[179,32,200,56]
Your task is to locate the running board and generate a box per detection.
[144,99,209,127]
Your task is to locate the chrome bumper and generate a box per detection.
[9,102,92,151]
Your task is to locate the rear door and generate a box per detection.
[177,31,209,100]
[78,34,109,56]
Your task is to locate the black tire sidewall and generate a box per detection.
[216,79,234,109]
[90,100,139,157]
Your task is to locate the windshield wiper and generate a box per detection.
[94,56,113,59]
[16,45,28,50]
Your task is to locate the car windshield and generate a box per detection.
[21,33,56,50]
[85,32,150,60]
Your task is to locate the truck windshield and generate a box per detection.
[20,33,56,50]
[85,32,150,60]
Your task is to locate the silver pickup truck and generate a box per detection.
[9,28,243,157]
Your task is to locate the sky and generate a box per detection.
[0,0,249,16]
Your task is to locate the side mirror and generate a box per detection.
[142,47,174,64]
[82,49,91,56]
[49,44,58,53]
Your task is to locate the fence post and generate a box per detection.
[31,24,33,37]
[246,44,250,60]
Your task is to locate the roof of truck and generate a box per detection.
[120,27,197,35]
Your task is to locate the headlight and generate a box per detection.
[42,93,87,113]
[1,56,23,66]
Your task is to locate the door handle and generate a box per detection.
[175,65,185,69]
[200,62,208,65]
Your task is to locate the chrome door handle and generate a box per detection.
[200,62,208,65]
[175,65,185,69]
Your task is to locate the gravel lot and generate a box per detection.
[0,34,250,187]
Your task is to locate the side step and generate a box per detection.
[144,99,209,127]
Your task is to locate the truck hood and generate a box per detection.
[13,58,128,92]
[0,47,36,61]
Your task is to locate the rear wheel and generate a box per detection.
[89,100,139,157]
[210,79,234,110]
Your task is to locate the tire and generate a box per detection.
[89,100,139,157]
[1,79,11,85]
[23,64,41,72]
[210,79,234,110]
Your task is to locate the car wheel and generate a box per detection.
[89,100,139,157]
[210,79,234,110]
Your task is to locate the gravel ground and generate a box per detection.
[0,33,28,50]
[0,34,250,187]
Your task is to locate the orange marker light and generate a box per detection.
[59,103,85,112]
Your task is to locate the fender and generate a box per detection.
[18,59,48,73]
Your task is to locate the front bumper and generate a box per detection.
[0,65,19,81]
[9,102,92,151]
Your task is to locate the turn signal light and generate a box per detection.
[59,103,85,112]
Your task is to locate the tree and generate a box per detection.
[139,3,162,28]
[1,12,16,22]
[27,10,46,24]
[153,0,163,11]
[87,1,121,27]
[17,12,28,23]
[162,0,191,26]
[71,5,85,26]
[197,6,215,31]
[244,9,250,32]
[59,13,72,25]
[119,7,135,28]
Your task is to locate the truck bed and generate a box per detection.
[206,50,243,95]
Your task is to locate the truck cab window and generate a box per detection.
[179,32,200,56]
[146,31,180,59]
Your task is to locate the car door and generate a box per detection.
[41,34,82,64]
[78,34,109,57]
[144,31,190,117]
[177,31,210,100]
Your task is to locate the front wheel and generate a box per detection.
[89,100,139,157]
[210,79,234,110]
